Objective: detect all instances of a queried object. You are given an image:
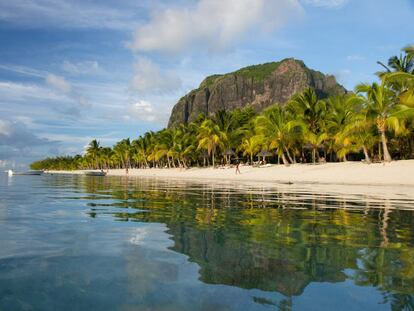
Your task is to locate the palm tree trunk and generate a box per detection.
[281,153,290,166]
[378,142,382,161]
[312,148,316,164]
[285,148,294,164]
[212,152,215,167]
[381,130,392,162]
[362,145,371,164]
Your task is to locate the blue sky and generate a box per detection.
[0,0,413,168]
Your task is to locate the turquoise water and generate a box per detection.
[1,174,414,310]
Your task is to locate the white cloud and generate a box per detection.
[45,74,71,93]
[0,0,147,30]
[0,64,48,78]
[0,119,59,166]
[0,81,68,102]
[129,0,304,53]
[302,0,348,8]
[44,74,91,111]
[347,54,365,61]
[127,100,159,122]
[62,60,103,75]
[131,57,182,94]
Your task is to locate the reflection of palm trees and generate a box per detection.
[43,176,414,305]
[380,201,391,247]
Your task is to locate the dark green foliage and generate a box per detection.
[232,61,281,81]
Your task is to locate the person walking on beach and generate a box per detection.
[235,161,241,175]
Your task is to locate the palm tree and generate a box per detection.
[255,106,301,166]
[240,136,262,165]
[377,45,414,76]
[86,139,101,169]
[153,129,174,168]
[100,147,113,171]
[114,138,132,172]
[342,112,376,163]
[287,88,327,163]
[376,47,414,158]
[355,81,403,162]
[326,95,362,161]
[197,119,225,167]
[214,110,236,160]
[132,137,149,168]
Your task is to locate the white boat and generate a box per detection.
[6,170,44,176]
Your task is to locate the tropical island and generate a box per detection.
[31,46,414,186]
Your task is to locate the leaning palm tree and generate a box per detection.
[197,119,226,167]
[355,80,406,162]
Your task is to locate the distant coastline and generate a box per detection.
[45,160,414,187]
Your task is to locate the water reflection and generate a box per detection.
[1,174,414,310]
[42,176,414,308]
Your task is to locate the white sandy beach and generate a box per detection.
[47,160,414,187]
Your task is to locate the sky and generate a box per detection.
[0,0,413,168]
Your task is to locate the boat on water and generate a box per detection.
[6,170,44,176]
[83,170,107,177]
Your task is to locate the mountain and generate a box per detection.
[168,58,347,127]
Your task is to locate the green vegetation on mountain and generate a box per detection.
[31,46,414,171]
[168,58,346,127]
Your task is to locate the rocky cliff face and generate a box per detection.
[168,58,346,127]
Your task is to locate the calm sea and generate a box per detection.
[1,174,414,310]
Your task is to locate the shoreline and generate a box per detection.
[45,160,414,187]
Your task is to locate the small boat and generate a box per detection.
[6,170,44,176]
[83,170,107,177]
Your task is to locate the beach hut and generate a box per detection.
[199,150,210,166]
[257,150,273,164]
[223,148,236,164]
[303,143,326,163]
